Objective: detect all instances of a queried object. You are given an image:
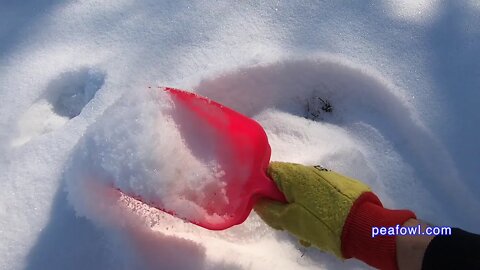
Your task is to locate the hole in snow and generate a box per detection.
[11,67,105,147]
[46,68,105,119]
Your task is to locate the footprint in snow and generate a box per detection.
[12,67,105,147]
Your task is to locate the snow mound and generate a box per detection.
[65,87,229,226]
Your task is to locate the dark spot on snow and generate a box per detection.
[306,94,333,121]
[46,68,105,119]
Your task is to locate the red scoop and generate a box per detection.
[152,87,286,230]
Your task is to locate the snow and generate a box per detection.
[382,0,441,23]
[65,87,230,226]
[0,1,479,270]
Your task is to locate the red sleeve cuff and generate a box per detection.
[341,192,416,270]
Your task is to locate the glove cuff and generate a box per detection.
[341,192,416,270]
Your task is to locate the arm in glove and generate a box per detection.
[254,162,416,270]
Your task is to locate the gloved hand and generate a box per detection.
[254,162,372,258]
[255,162,418,270]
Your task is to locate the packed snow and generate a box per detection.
[0,1,479,270]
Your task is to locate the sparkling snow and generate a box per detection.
[0,1,479,270]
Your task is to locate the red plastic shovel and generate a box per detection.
[148,87,286,230]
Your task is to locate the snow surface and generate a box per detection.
[1,1,479,270]
[65,87,231,226]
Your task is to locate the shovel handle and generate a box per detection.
[260,173,288,203]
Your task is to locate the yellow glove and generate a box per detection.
[254,162,371,258]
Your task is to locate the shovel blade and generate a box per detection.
[159,88,286,230]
